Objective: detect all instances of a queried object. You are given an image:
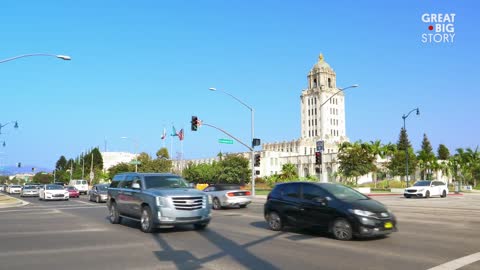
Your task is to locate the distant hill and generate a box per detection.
[0,165,53,176]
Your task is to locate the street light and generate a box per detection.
[319,84,359,182]
[121,136,139,172]
[209,87,256,196]
[0,53,71,64]
[402,107,420,188]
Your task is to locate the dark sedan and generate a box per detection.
[89,184,109,203]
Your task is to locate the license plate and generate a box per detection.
[384,222,393,229]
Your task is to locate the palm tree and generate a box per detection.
[280,163,298,180]
[369,140,386,188]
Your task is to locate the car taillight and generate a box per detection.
[245,191,251,196]
[227,192,235,197]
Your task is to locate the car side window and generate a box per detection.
[132,176,142,189]
[302,184,328,201]
[282,184,299,199]
[119,176,133,189]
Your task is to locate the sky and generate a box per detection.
[0,0,478,170]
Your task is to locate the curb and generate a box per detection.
[367,193,464,197]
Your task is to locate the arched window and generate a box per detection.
[328,78,332,88]
[313,79,317,88]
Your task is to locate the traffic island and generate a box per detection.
[0,193,29,208]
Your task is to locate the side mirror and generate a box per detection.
[131,183,141,190]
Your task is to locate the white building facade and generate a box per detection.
[101,152,138,171]
[180,54,352,182]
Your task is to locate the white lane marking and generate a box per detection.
[0,242,147,257]
[0,205,105,213]
[71,199,97,205]
[427,252,480,270]
[0,227,107,237]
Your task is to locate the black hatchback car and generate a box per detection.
[264,182,397,240]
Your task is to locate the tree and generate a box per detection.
[217,154,251,185]
[388,128,417,182]
[337,141,375,186]
[280,163,298,180]
[56,156,67,171]
[156,148,170,160]
[108,162,133,177]
[33,173,54,184]
[437,144,450,160]
[182,162,218,184]
[417,134,436,180]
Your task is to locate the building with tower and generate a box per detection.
[184,54,353,182]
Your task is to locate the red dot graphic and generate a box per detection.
[428,25,434,31]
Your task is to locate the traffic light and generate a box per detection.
[254,153,261,167]
[315,152,322,164]
[17,162,21,168]
[191,116,198,131]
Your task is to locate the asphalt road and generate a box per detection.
[0,193,479,270]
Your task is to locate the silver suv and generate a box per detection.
[107,173,211,233]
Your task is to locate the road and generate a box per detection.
[0,193,479,270]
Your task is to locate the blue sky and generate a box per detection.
[0,0,478,169]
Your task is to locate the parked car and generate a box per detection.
[264,182,397,241]
[20,185,39,197]
[7,185,22,194]
[65,186,80,198]
[89,184,109,203]
[39,184,69,201]
[203,184,251,210]
[107,172,211,233]
[404,180,448,198]
[0,184,6,192]
[69,179,89,195]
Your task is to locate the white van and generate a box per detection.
[69,179,89,195]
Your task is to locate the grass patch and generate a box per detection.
[255,189,271,195]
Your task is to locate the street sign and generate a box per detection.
[218,138,234,144]
[130,160,142,165]
[316,140,324,152]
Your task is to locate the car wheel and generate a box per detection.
[96,196,100,203]
[109,202,122,224]
[425,191,430,198]
[441,190,447,198]
[140,206,154,233]
[332,218,353,241]
[212,198,222,210]
[194,223,208,230]
[267,211,283,231]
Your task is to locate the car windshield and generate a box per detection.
[67,187,77,191]
[212,185,242,191]
[12,185,21,188]
[414,181,431,186]
[23,186,36,190]
[46,185,64,190]
[144,175,189,189]
[97,185,108,191]
[320,183,368,201]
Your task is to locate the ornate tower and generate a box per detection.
[300,54,348,155]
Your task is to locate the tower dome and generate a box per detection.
[312,54,332,71]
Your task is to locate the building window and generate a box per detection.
[315,130,318,136]
[328,78,332,88]
[315,108,317,115]
[313,79,317,88]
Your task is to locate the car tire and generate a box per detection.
[109,202,122,224]
[140,206,155,233]
[441,190,447,198]
[194,223,208,230]
[212,198,222,210]
[332,218,353,241]
[96,196,100,203]
[425,191,430,198]
[266,211,283,231]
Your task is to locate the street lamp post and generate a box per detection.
[319,84,358,182]
[0,53,71,64]
[209,87,256,196]
[121,137,139,172]
[0,121,19,146]
[402,108,420,188]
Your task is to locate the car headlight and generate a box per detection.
[417,188,424,192]
[206,195,212,204]
[349,209,377,218]
[156,196,167,207]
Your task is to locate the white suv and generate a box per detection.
[69,179,89,195]
[404,180,448,198]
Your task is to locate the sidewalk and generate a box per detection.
[0,193,29,208]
